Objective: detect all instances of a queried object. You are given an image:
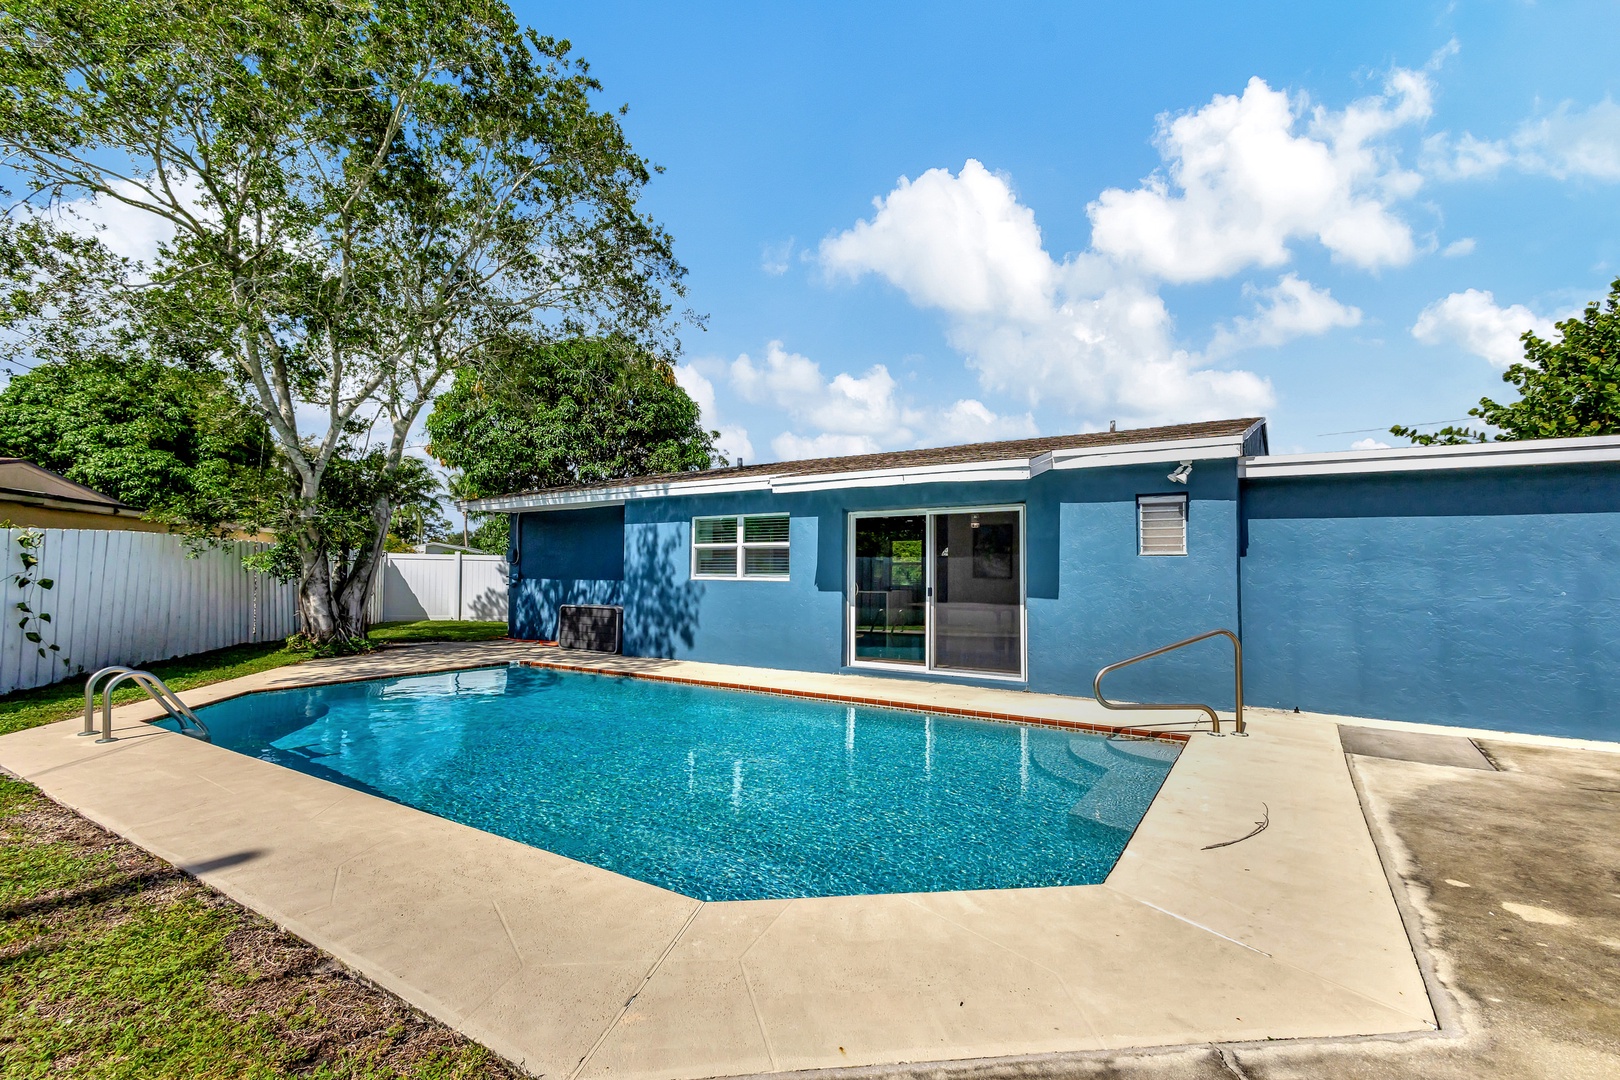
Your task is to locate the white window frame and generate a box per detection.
[844,503,1028,684]
[690,513,791,581]
[1137,494,1189,556]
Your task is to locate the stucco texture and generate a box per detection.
[1241,465,1620,740]
[511,464,1244,707]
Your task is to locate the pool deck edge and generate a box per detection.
[0,642,1437,1079]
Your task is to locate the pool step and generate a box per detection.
[1065,737,1181,832]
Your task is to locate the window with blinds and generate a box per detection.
[691,514,790,579]
[1137,495,1188,556]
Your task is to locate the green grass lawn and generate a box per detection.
[0,773,516,1079]
[0,621,507,737]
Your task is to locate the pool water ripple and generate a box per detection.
[188,665,1179,901]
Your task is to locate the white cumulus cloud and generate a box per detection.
[924,399,1040,447]
[1205,274,1362,359]
[1425,98,1620,183]
[1515,98,1620,180]
[760,238,796,276]
[673,362,717,418]
[820,159,1055,320]
[731,341,908,439]
[771,432,882,460]
[818,161,1274,423]
[1350,437,1392,450]
[1087,70,1431,281]
[675,362,754,465]
[728,339,1038,462]
[47,176,213,266]
[1411,289,1559,368]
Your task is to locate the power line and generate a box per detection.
[1316,418,1475,438]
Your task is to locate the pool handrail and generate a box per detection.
[81,666,210,744]
[1093,628,1245,736]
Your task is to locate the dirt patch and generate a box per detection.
[1228,741,1620,1080]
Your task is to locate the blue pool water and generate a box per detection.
[188,665,1180,901]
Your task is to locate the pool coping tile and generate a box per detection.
[0,641,1436,1078]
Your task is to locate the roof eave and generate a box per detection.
[469,431,1253,513]
[1240,433,1620,478]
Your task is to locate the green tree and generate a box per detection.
[250,448,449,577]
[1393,279,1620,446]
[425,336,719,499]
[0,354,273,529]
[468,514,511,556]
[0,0,685,647]
[0,353,451,560]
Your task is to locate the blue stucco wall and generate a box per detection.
[513,462,1245,706]
[1240,465,1620,739]
[509,506,626,640]
[1033,464,1241,705]
[509,457,1620,739]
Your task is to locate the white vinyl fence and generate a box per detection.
[0,528,299,694]
[367,552,508,624]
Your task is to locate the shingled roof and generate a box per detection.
[477,417,1265,504]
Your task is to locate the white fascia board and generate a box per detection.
[767,457,1034,494]
[1049,435,1247,471]
[465,473,774,513]
[1242,434,1620,479]
[468,433,1255,510]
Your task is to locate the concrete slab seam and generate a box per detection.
[1215,1044,1251,1079]
[737,901,794,962]
[568,899,707,1080]
[741,961,782,1073]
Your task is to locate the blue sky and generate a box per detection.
[522,0,1620,459]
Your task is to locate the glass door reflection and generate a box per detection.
[853,515,926,664]
[931,510,1022,675]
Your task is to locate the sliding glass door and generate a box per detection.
[849,506,1024,679]
[853,515,926,664]
[931,510,1023,675]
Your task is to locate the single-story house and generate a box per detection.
[466,418,1620,741]
[0,459,171,533]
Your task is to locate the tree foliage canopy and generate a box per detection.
[0,355,269,525]
[0,353,450,555]
[425,336,719,499]
[0,0,686,643]
[1394,278,1620,446]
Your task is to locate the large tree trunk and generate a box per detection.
[296,548,343,642]
[295,493,393,649]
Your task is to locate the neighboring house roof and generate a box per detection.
[467,418,1268,513]
[421,541,487,554]
[0,459,147,519]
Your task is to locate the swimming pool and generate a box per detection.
[187,665,1179,901]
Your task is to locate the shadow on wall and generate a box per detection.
[378,561,431,622]
[624,525,703,658]
[465,586,507,622]
[513,579,623,639]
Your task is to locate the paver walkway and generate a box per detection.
[0,643,1434,1078]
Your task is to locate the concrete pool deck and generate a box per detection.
[0,643,1437,1078]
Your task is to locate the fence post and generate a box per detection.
[454,550,464,621]
[374,553,387,625]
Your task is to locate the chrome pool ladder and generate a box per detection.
[81,666,211,744]
[1093,628,1245,736]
